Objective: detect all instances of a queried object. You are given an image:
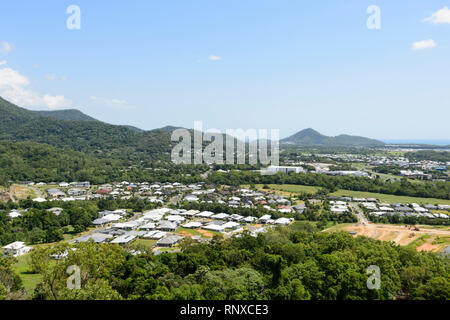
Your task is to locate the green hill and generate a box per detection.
[0,96,173,161]
[32,109,98,122]
[0,141,120,185]
[281,128,385,147]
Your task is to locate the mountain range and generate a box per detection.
[0,96,434,161]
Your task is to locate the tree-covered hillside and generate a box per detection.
[19,226,450,300]
[0,97,174,161]
[32,109,98,122]
[0,141,122,185]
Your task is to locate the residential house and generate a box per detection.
[2,241,32,257]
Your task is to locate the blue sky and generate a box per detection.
[0,0,449,140]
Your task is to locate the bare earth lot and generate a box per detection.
[325,223,450,252]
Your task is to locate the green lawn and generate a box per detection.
[134,239,157,248]
[251,184,320,194]
[329,189,450,205]
[247,183,450,205]
[13,254,42,294]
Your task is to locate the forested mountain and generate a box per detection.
[0,141,121,185]
[281,128,385,147]
[0,97,174,161]
[32,109,98,121]
[0,97,248,162]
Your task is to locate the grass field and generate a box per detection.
[329,189,450,205]
[289,220,337,230]
[10,185,37,200]
[251,183,450,205]
[249,184,320,196]
[134,239,157,248]
[13,254,42,294]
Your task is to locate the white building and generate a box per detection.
[274,218,293,225]
[264,166,306,174]
[2,241,32,257]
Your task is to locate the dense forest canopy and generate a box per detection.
[11,226,449,300]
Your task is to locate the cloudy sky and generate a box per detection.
[0,1,449,140]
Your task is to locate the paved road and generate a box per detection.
[349,202,368,225]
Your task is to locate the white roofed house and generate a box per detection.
[2,241,32,257]
[46,188,66,198]
[144,231,167,240]
[157,221,178,232]
[144,208,172,215]
[222,221,241,231]
[47,207,63,216]
[264,165,306,174]
[178,210,200,217]
[229,214,244,221]
[8,209,24,219]
[139,222,156,231]
[142,214,163,222]
[67,188,86,196]
[92,213,122,226]
[166,215,186,224]
[157,235,184,247]
[274,217,293,226]
[111,234,136,245]
[211,213,230,220]
[243,216,257,223]
[185,195,199,202]
[98,210,115,218]
[182,221,203,229]
[72,233,113,244]
[196,211,215,218]
[330,205,348,214]
[412,205,427,213]
[111,220,142,230]
[258,215,272,224]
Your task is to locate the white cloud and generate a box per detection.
[0,67,72,109]
[412,39,436,50]
[208,55,222,61]
[0,41,15,53]
[423,6,450,24]
[0,60,7,66]
[90,96,131,109]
